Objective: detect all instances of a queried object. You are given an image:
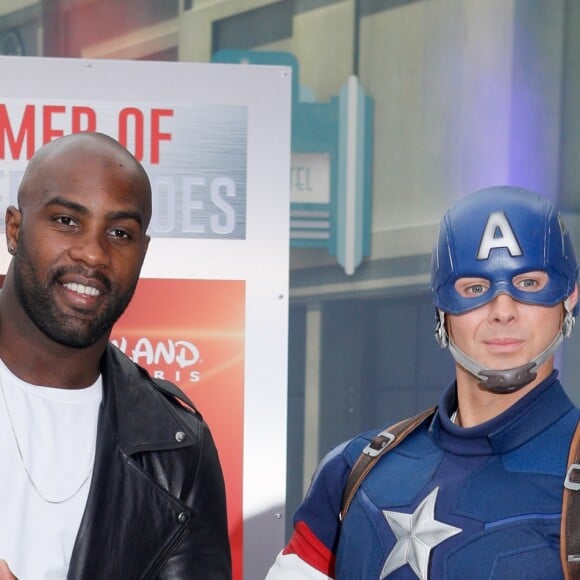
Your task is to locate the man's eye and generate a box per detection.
[466,284,486,295]
[454,278,490,298]
[55,216,77,227]
[512,271,548,292]
[110,228,131,240]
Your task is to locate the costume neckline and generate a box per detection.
[433,371,574,455]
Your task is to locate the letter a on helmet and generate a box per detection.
[476,211,523,260]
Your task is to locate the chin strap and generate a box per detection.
[447,332,562,394]
[435,301,576,394]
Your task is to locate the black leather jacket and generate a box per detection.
[66,345,232,579]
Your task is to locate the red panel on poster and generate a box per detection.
[111,277,245,578]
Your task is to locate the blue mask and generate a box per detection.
[431,185,578,315]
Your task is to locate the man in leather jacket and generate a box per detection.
[0,132,231,579]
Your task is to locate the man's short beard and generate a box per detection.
[13,242,137,349]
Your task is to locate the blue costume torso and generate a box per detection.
[292,372,579,579]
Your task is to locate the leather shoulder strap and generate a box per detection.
[340,406,437,521]
[561,418,580,579]
[340,408,580,576]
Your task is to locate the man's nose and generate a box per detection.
[487,292,518,323]
[68,230,110,269]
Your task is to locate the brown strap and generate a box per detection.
[340,406,437,521]
[561,419,580,579]
[340,409,580,575]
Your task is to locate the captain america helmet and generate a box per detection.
[431,185,579,315]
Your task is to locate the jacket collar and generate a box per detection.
[100,344,196,456]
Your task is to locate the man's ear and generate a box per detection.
[5,206,21,254]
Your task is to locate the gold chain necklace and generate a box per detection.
[0,373,94,504]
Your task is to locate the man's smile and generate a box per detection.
[61,282,101,297]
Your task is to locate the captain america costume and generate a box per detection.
[267,186,580,579]
[270,371,579,579]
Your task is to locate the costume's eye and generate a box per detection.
[454,278,490,298]
[512,271,548,292]
[466,283,486,295]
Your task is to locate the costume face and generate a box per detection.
[446,284,565,375]
[431,186,580,392]
[10,137,151,348]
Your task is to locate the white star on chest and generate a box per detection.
[381,487,462,579]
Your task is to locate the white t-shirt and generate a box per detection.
[0,359,102,580]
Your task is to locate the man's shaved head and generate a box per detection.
[17,132,152,228]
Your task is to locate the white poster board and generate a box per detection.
[0,55,291,579]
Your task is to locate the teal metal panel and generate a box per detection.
[211,49,373,273]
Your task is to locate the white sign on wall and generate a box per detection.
[0,55,291,580]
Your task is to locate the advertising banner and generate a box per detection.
[0,56,291,579]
